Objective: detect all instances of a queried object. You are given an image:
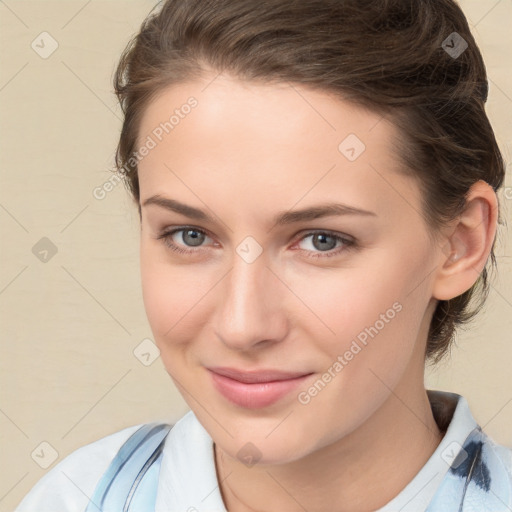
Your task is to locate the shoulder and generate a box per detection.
[15,423,145,512]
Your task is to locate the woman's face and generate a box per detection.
[137,74,444,464]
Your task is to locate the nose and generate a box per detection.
[213,251,288,352]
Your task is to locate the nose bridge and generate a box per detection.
[215,245,284,349]
[224,249,269,325]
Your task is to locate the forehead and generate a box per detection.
[138,74,390,147]
[136,74,420,224]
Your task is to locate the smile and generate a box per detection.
[207,367,314,409]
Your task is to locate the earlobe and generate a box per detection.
[432,181,498,301]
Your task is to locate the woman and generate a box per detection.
[16,0,512,510]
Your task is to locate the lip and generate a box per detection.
[207,367,314,409]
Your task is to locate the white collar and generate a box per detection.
[156,409,226,511]
[377,390,478,511]
[155,391,478,511]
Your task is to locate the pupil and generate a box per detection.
[315,234,334,250]
[185,229,202,246]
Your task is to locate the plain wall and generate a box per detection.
[0,1,511,510]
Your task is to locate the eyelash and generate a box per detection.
[155,226,356,259]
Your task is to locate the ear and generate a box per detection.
[432,180,499,301]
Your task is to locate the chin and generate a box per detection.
[224,437,312,467]
[212,417,315,466]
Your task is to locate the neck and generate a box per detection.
[214,370,444,512]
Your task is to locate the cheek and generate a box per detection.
[140,245,212,345]
[296,256,426,377]
[140,244,180,337]
[284,258,407,341]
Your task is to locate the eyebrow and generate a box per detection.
[142,195,377,226]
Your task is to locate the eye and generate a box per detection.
[292,231,356,259]
[155,227,356,259]
[156,227,212,255]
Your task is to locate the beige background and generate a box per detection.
[0,1,511,510]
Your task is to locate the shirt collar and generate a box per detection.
[155,390,478,512]
[377,390,479,511]
[156,409,227,511]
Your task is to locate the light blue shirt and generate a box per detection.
[15,390,512,511]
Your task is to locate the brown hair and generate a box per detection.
[112,0,506,365]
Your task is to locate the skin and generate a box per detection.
[136,73,498,512]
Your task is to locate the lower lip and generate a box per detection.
[209,371,312,409]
